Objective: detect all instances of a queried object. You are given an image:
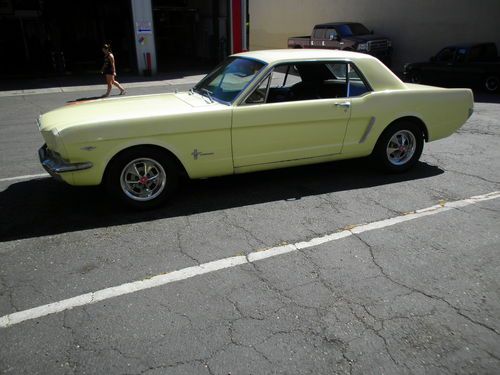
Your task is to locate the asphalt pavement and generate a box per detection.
[0,79,499,375]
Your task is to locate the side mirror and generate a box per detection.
[370,30,374,35]
[336,35,342,41]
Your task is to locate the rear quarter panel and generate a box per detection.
[342,85,473,156]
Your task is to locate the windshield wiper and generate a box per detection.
[199,88,214,103]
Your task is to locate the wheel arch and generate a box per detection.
[371,116,426,172]
[102,144,189,184]
[384,116,429,142]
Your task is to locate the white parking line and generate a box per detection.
[0,191,498,329]
[0,173,49,183]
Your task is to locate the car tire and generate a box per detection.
[105,147,179,209]
[484,76,499,92]
[372,121,424,173]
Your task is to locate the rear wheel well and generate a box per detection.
[388,116,428,142]
[103,145,188,183]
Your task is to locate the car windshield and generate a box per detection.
[337,23,370,37]
[193,57,266,104]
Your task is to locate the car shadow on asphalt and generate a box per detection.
[0,159,444,242]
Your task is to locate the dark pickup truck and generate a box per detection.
[403,43,500,92]
[288,22,392,64]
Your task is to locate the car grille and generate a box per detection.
[368,40,388,52]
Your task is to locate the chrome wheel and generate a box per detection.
[120,158,166,202]
[386,130,417,166]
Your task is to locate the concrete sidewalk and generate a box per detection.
[0,73,206,98]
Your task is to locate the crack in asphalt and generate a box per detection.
[423,153,500,185]
[352,233,500,337]
[314,195,343,214]
[221,210,267,249]
[293,247,397,371]
[446,169,500,185]
[363,196,403,217]
[456,129,499,137]
[175,217,202,265]
[0,273,19,313]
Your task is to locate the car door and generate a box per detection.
[422,47,456,86]
[231,62,352,168]
[312,27,341,49]
[450,46,483,88]
[324,28,342,50]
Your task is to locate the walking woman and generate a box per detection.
[101,43,126,97]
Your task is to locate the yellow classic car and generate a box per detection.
[38,49,474,208]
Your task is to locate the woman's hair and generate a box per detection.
[103,43,112,52]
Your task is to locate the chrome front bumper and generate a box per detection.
[38,144,93,179]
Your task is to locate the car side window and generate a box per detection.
[313,27,326,39]
[436,47,455,62]
[244,61,370,105]
[245,74,271,104]
[245,64,304,105]
[346,64,370,97]
[455,48,467,63]
[327,28,338,40]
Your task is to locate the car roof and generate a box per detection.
[232,49,407,92]
[233,48,376,65]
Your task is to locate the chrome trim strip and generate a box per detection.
[359,116,376,144]
[234,152,341,169]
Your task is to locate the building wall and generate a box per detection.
[249,0,500,71]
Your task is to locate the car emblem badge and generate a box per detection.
[80,146,96,151]
[191,149,214,160]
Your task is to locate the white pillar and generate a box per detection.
[130,0,157,75]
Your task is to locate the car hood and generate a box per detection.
[39,92,220,132]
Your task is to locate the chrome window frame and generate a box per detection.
[235,59,373,107]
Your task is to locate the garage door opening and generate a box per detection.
[152,0,230,72]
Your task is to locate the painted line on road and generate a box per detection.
[0,190,499,329]
[0,173,49,183]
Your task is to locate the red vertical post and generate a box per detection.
[146,52,152,71]
[231,0,242,53]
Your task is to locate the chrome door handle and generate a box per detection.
[335,102,351,108]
